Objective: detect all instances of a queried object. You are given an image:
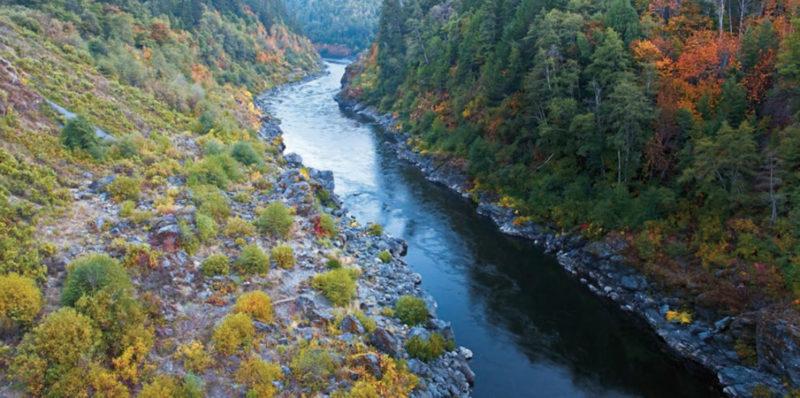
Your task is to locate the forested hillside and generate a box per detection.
[0,0,472,396]
[345,0,800,352]
[285,0,380,56]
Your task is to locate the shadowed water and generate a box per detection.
[267,61,721,398]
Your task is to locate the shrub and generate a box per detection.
[326,256,342,269]
[212,313,255,356]
[224,217,256,238]
[11,308,99,395]
[315,214,337,237]
[255,202,294,239]
[61,116,103,159]
[201,254,230,277]
[291,343,336,392]
[231,141,263,166]
[179,220,200,255]
[195,213,218,242]
[394,296,428,326]
[0,273,42,328]
[139,375,179,398]
[235,244,269,276]
[378,250,392,263]
[271,244,295,269]
[107,176,142,202]
[404,333,454,362]
[176,341,212,373]
[367,223,383,236]
[354,310,377,333]
[236,356,281,393]
[234,291,274,323]
[191,185,231,222]
[311,268,359,306]
[61,254,132,306]
[122,243,159,269]
[186,154,242,189]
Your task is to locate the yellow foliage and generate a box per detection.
[176,340,212,373]
[234,291,274,323]
[212,313,256,356]
[0,273,43,327]
[665,310,693,324]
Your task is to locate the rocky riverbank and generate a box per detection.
[254,93,475,397]
[335,88,799,396]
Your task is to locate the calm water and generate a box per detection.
[268,61,721,397]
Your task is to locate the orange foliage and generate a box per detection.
[190,64,212,85]
[672,31,739,112]
[743,50,776,104]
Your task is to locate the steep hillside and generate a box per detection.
[342,0,800,394]
[0,1,472,397]
[285,0,380,57]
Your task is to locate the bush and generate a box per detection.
[139,375,179,398]
[186,154,242,189]
[176,341,212,373]
[367,223,383,236]
[404,333,454,362]
[255,202,294,239]
[234,291,274,323]
[311,268,359,306]
[271,244,295,269]
[315,214,337,237]
[212,313,255,356]
[236,356,281,391]
[191,185,231,222]
[0,273,42,328]
[107,176,142,202]
[378,250,392,263]
[11,308,99,395]
[291,343,336,392]
[201,254,230,277]
[394,295,428,326]
[353,310,377,333]
[61,116,104,159]
[235,244,269,276]
[224,217,256,238]
[122,243,159,269]
[231,141,263,166]
[61,254,132,306]
[195,213,218,242]
[179,220,200,255]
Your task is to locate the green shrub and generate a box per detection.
[0,273,42,328]
[235,244,269,275]
[378,250,392,263]
[255,202,294,239]
[404,333,454,362]
[236,356,281,390]
[186,154,242,189]
[191,185,231,222]
[394,295,428,326]
[201,254,230,277]
[367,223,383,236]
[224,217,256,238]
[11,308,99,396]
[315,214,337,237]
[311,268,359,306]
[179,220,200,255]
[291,343,336,392]
[326,255,342,269]
[271,244,295,269]
[107,176,142,202]
[231,141,263,166]
[195,213,218,242]
[61,116,104,159]
[234,291,274,323]
[212,313,255,356]
[176,341,212,373]
[61,254,132,306]
[353,310,377,333]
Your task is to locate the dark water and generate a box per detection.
[268,61,721,398]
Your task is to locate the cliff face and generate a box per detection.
[0,2,471,397]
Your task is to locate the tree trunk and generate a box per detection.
[718,0,725,36]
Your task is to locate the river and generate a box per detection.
[267,60,720,397]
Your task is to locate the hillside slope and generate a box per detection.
[342,0,800,394]
[285,0,380,56]
[0,1,472,397]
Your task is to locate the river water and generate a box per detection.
[268,61,720,397]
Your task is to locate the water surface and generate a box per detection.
[268,61,721,397]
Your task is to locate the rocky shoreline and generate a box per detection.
[254,92,475,397]
[334,94,798,396]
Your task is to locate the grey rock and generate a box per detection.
[370,328,401,357]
